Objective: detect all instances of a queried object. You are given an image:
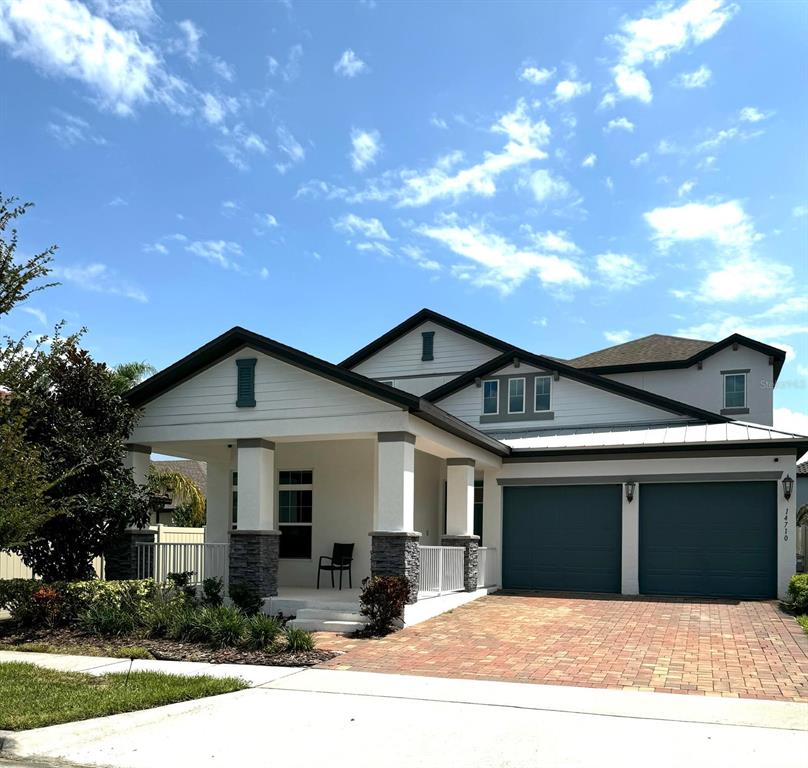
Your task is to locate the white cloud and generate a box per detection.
[276,125,305,172]
[201,92,230,125]
[677,179,696,197]
[596,253,651,289]
[773,408,808,439]
[581,153,597,168]
[0,0,162,116]
[526,229,581,254]
[397,99,550,206]
[528,169,571,203]
[334,213,391,241]
[696,258,793,303]
[607,0,736,103]
[334,49,368,77]
[217,124,268,170]
[185,240,242,270]
[53,262,147,302]
[553,79,591,102]
[631,151,650,166]
[739,106,770,123]
[416,218,588,295]
[793,205,808,218]
[519,65,555,85]
[350,128,381,172]
[47,110,107,146]
[90,0,158,31]
[400,244,442,272]
[210,56,234,81]
[176,19,202,62]
[281,43,303,82]
[673,64,712,88]
[108,196,127,206]
[604,330,632,344]
[644,200,760,252]
[259,266,269,280]
[21,306,48,326]
[604,116,635,133]
[255,212,278,229]
[430,114,448,130]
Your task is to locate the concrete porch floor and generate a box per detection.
[267,587,362,617]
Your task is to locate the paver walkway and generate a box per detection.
[319,592,808,702]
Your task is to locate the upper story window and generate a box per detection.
[534,376,552,412]
[421,331,435,361]
[508,377,525,414]
[482,380,499,415]
[723,372,746,409]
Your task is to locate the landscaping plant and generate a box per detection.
[229,582,264,615]
[201,577,224,607]
[245,614,283,650]
[786,573,808,613]
[358,575,410,635]
[284,626,316,652]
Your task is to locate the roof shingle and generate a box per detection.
[565,334,715,369]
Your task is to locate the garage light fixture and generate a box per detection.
[625,481,636,503]
[782,474,794,501]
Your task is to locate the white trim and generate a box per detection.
[722,371,747,409]
[507,377,526,415]
[533,374,552,412]
[482,379,499,416]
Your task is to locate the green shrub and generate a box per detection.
[359,575,409,635]
[79,602,137,636]
[284,626,315,652]
[229,583,263,616]
[201,578,224,608]
[206,606,247,648]
[0,580,42,625]
[245,614,283,650]
[61,580,156,623]
[787,574,808,612]
[166,572,197,603]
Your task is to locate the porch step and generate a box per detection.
[295,608,365,623]
[287,618,365,634]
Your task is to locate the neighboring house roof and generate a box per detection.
[423,349,734,425]
[564,333,786,383]
[502,422,808,459]
[339,308,515,369]
[124,326,509,457]
[151,459,207,498]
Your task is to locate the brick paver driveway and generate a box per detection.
[319,593,808,702]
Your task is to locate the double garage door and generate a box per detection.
[502,481,776,598]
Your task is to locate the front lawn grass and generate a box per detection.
[0,641,153,659]
[0,661,247,730]
[797,614,808,635]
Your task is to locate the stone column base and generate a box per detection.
[370,531,421,604]
[229,530,281,597]
[441,534,480,592]
[105,529,156,581]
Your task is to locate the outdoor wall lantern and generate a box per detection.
[625,481,636,503]
[782,474,794,501]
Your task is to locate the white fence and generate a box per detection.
[477,547,497,588]
[136,542,229,585]
[1,525,204,581]
[418,545,464,596]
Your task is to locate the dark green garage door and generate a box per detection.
[640,482,776,599]
[503,485,622,593]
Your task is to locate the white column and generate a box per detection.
[375,432,415,531]
[777,463,797,601]
[236,439,276,531]
[446,459,475,536]
[483,469,502,586]
[124,444,151,486]
[621,482,639,595]
[205,461,232,545]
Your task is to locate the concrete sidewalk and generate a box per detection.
[1,652,806,767]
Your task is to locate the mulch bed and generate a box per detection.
[0,622,336,667]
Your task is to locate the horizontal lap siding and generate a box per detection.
[351,321,501,378]
[439,366,682,428]
[138,349,403,429]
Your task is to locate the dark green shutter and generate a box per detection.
[421,331,435,361]
[236,358,256,407]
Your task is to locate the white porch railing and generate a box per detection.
[418,546,464,596]
[477,547,497,588]
[136,542,229,585]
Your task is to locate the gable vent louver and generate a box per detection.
[236,358,257,407]
[421,331,435,361]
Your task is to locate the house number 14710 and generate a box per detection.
[783,507,788,542]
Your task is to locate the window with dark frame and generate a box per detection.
[508,377,525,414]
[482,379,499,414]
[534,375,551,411]
[231,471,238,528]
[279,470,313,559]
[723,373,746,408]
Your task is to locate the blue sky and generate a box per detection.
[1,0,806,429]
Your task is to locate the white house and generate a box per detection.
[121,309,806,624]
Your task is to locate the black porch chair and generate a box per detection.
[317,543,354,590]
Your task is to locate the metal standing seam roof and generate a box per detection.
[503,421,808,451]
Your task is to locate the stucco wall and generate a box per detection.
[414,450,444,544]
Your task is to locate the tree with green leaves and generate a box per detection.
[148,468,206,527]
[110,361,157,394]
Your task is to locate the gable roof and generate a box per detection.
[564,333,786,382]
[423,349,733,425]
[339,308,514,369]
[124,326,509,457]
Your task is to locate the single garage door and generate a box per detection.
[503,485,622,593]
[639,481,776,599]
